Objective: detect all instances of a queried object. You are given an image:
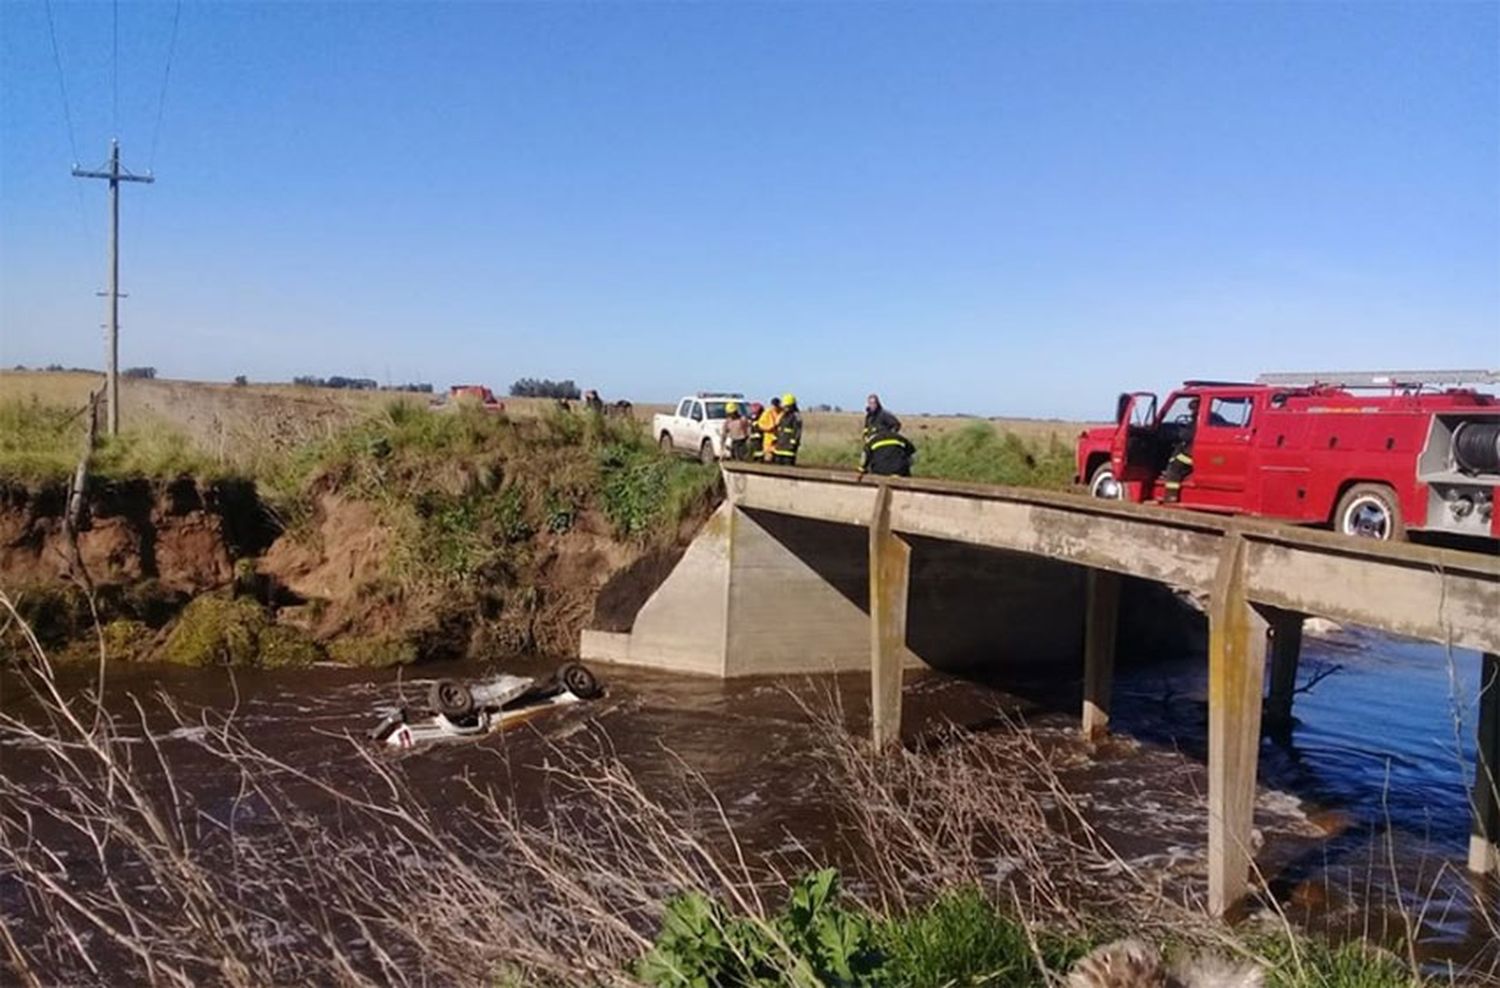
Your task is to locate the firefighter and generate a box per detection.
[583,389,605,415]
[721,401,751,461]
[757,397,783,462]
[863,393,901,446]
[1160,398,1199,503]
[771,394,802,466]
[862,427,916,477]
[747,401,766,456]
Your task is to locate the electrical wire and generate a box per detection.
[147,0,182,174]
[43,0,81,165]
[112,0,119,137]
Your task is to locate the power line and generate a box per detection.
[112,0,118,136]
[147,0,182,173]
[43,0,80,164]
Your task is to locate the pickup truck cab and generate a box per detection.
[654,393,745,463]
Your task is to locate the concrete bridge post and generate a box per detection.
[1081,569,1121,740]
[869,484,911,749]
[1263,609,1305,728]
[1206,531,1270,917]
[1472,652,1500,875]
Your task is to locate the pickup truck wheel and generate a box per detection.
[1088,463,1123,499]
[559,662,602,700]
[1334,483,1405,541]
[429,680,475,718]
[699,439,716,465]
[658,432,674,454]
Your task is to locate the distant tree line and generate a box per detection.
[13,364,100,373]
[510,378,581,399]
[123,367,157,379]
[288,375,432,393]
[292,375,378,390]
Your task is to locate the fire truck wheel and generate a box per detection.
[1334,483,1405,541]
[1088,463,1123,499]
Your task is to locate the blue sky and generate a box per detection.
[1,2,1496,419]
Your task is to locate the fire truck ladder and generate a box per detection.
[1256,369,1500,389]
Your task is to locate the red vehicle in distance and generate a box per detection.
[1074,370,1500,543]
[435,385,505,412]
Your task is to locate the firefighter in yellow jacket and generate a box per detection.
[756,397,782,462]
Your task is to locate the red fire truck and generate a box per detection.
[1074,370,1500,543]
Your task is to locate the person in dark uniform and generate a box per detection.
[862,429,916,477]
[747,401,766,457]
[1160,398,1199,503]
[863,394,901,446]
[771,393,802,466]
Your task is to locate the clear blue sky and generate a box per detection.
[2,2,1496,419]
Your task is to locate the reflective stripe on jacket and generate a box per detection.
[773,410,802,455]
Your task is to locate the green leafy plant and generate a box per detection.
[638,870,881,988]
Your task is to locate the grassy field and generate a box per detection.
[0,370,1096,489]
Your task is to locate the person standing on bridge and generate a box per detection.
[862,427,916,477]
[721,401,751,461]
[758,397,783,462]
[772,394,802,466]
[863,394,901,447]
[747,401,766,458]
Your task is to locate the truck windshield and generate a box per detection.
[703,402,730,419]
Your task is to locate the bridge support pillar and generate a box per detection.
[1081,569,1120,740]
[1264,609,1305,729]
[869,485,910,750]
[1206,532,1269,917]
[1471,652,1500,875]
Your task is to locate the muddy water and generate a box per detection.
[3,626,1498,971]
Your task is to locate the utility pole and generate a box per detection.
[74,139,153,435]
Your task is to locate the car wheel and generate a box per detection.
[1088,463,1123,499]
[699,439,716,464]
[658,432,674,453]
[558,662,602,700]
[1333,483,1405,541]
[429,679,475,718]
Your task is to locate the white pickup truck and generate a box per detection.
[654,393,745,463]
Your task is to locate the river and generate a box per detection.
[2,624,1497,978]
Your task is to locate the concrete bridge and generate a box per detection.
[582,462,1500,916]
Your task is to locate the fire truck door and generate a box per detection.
[1109,392,1158,487]
[1188,395,1256,509]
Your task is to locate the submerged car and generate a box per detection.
[369,662,603,748]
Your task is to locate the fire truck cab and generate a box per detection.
[1075,370,1500,543]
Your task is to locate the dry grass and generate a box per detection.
[1,596,1470,987]
[0,593,1187,987]
[0,371,1094,464]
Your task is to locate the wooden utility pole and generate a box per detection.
[74,139,153,436]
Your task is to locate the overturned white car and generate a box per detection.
[368,662,603,749]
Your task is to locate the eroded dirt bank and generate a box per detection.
[0,476,704,668]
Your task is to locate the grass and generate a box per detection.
[800,420,1077,489]
[0,397,225,484]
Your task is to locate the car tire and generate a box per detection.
[558,662,602,700]
[1333,483,1405,541]
[1088,463,1122,499]
[429,680,475,718]
[699,439,716,465]
[658,432,674,454]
